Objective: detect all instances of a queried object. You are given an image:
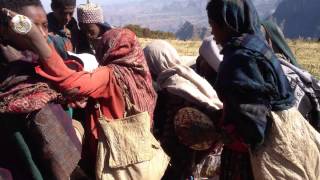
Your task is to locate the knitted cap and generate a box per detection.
[77,2,104,24]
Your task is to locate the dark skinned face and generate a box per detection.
[52,5,75,27]
[79,23,102,40]
[209,19,233,46]
[21,6,48,39]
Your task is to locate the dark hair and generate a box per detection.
[206,0,225,27]
[51,0,76,9]
[0,0,43,11]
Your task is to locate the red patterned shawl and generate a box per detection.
[96,28,157,118]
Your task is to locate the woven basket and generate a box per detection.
[174,107,219,150]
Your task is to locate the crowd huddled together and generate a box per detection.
[0,0,320,180]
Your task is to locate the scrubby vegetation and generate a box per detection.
[125,24,176,40]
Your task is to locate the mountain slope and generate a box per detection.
[103,0,208,32]
[102,0,279,33]
[273,0,320,38]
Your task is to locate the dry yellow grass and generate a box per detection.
[139,38,201,56]
[288,40,320,79]
[139,38,320,79]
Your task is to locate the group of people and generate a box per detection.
[0,0,320,180]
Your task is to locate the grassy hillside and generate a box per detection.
[288,40,320,79]
[139,38,320,78]
[139,38,201,56]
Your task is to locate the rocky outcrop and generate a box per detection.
[175,21,210,40]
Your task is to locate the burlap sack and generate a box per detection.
[250,107,320,180]
[96,110,170,180]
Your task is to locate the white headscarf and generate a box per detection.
[144,40,222,110]
[199,36,223,72]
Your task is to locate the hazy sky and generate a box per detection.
[42,0,139,12]
[42,0,111,12]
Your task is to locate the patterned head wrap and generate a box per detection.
[96,28,157,118]
[77,2,104,24]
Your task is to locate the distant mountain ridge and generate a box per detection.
[102,0,280,32]
[100,0,320,39]
[103,0,208,33]
[273,0,320,39]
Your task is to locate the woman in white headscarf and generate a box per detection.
[144,40,222,180]
[144,40,222,110]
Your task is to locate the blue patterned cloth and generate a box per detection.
[215,33,294,146]
[207,0,294,179]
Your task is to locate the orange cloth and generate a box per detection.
[35,44,126,166]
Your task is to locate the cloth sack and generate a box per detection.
[250,107,320,180]
[27,104,82,179]
[96,109,170,180]
[279,56,320,130]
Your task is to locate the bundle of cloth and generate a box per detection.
[0,48,82,179]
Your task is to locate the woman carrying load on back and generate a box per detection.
[206,0,320,179]
[144,40,223,180]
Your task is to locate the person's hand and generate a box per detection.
[68,99,88,109]
[1,8,37,37]
[0,8,18,21]
[1,8,52,60]
[0,44,24,62]
[68,97,88,109]
[64,27,72,39]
